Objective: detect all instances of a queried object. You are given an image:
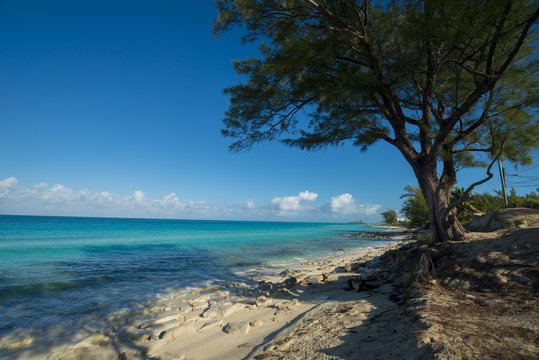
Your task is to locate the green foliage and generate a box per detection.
[381,209,398,225]
[472,192,504,213]
[450,186,483,222]
[215,0,538,160]
[400,185,430,227]
[507,187,539,208]
[215,0,538,240]
[469,187,538,211]
[401,184,539,225]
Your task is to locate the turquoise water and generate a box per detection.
[0,215,388,338]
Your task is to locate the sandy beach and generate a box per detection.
[2,209,538,360]
[1,230,414,360]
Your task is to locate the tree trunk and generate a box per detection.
[414,166,466,242]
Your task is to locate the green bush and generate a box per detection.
[399,185,538,227]
[400,185,430,227]
[507,188,539,209]
[381,210,398,225]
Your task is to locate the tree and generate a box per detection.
[381,209,398,225]
[215,0,539,241]
[400,185,430,227]
[450,186,482,222]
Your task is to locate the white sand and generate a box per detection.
[2,237,412,360]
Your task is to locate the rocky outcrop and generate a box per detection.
[464,207,539,232]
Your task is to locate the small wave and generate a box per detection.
[0,275,117,299]
[0,282,79,299]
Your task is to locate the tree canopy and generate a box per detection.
[381,209,398,225]
[215,0,538,241]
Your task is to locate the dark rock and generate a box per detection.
[363,280,382,290]
[280,277,297,288]
[344,278,382,292]
[257,281,274,292]
[119,352,128,360]
[512,275,530,285]
[344,279,359,291]
[364,273,379,281]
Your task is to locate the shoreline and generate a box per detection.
[1,231,412,360]
[3,209,537,360]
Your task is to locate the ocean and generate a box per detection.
[0,215,389,340]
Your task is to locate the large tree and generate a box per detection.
[215,0,538,241]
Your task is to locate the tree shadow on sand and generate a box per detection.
[240,240,436,360]
[264,227,537,360]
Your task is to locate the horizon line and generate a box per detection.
[0,213,379,225]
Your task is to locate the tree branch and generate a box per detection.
[486,1,512,74]
[452,60,491,79]
[441,142,504,219]
[334,55,370,67]
[451,148,492,153]
[448,90,494,147]
[495,5,539,76]
[307,0,413,152]
[429,5,538,163]
[305,0,366,41]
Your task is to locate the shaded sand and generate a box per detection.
[2,209,538,360]
[248,209,539,360]
[411,227,539,359]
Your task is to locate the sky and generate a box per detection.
[0,0,537,223]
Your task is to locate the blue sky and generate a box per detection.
[0,1,537,222]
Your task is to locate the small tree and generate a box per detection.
[381,210,398,225]
[400,185,430,227]
[215,0,539,241]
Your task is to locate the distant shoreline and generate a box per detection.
[365,224,406,229]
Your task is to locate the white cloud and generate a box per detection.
[270,190,318,212]
[0,177,383,222]
[330,193,357,214]
[187,200,210,210]
[44,184,75,202]
[0,177,187,217]
[329,193,382,217]
[359,203,382,215]
[160,193,181,208]
[0,177,18,198]
[132,190,147,205]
